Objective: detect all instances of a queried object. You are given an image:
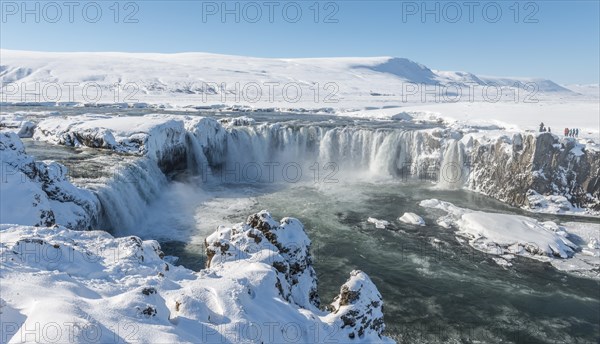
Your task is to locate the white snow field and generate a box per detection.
[1,49,598,137]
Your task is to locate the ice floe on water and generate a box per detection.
[368,217,390,229]
[398,212,426,226]
[420,199,600,277]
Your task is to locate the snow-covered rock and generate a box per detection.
[327,270,387,341]
[0,132,98,229]
[421,200,600,279]
[218,116,256,127]
[457,212,575,258]
[0,214,393,343]
[34,114,189,171]
[205,210,320,310]
[549,221,600,277]
[398,212,425,226]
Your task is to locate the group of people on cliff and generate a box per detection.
[564,127,580,137]
[539,122,579,137]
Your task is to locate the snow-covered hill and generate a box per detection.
[0,49,581,110]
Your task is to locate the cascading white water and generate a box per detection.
[185,132,210,176]
[93,158,168,234]
[184,122,445,183]
[438,140,468,189]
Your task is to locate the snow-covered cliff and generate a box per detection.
[467,132,600,214]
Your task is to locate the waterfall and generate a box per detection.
[87,119,466,234]
[93,158,168,234]
[438,140,468,189]
[185,131,210,176]
[196,123,441,183]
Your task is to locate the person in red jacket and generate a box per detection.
[564,127,569,136]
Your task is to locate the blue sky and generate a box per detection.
[1,1,599,84]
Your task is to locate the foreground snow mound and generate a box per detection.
[0,217,393,343]
[398,212,425,226]
[0,132,98,229]
[420,199,577,260]
[202,211,393,342]
[0,225,171,344]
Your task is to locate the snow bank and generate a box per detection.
[458,212,575,258]
[398,212,426,226]
[0,213,393,343]
[549,221,600,277]
[526,190,595,216]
